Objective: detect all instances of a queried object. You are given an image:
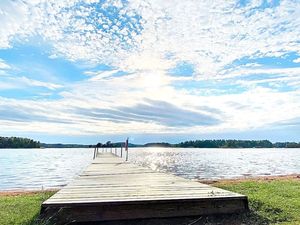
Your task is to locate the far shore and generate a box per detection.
[1,174,299,196]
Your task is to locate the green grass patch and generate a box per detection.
[216,179,300,225]
[0,191,56,225]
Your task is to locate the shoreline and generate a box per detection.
[201,173,300,185]
[1,174,299,196]
[0,188,59,196]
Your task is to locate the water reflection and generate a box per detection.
[129,148,300,180]
[0,147,299,190]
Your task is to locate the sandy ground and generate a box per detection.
[200,173,300,185]
[0,188,59,196]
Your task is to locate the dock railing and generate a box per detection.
[93,138,129,160]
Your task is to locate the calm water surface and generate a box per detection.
[0,148,299,190]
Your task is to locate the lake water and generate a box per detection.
[0,148,299,190]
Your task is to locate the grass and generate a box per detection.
[0,178,299,225]
[214,178,300,225]
[0,191,56,225]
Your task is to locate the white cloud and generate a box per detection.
[1,69,300,136]
[1,0,300,78]
[217,66,300,81]
[0,59,10,69]
[0,0,38,48]
[0,76,62,90]
[1,0,300,137]
[123,0,300,77]
[19,76,63,90]
[84,70,119,81]
[293,58,300,63]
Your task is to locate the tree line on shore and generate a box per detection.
[0,137,40,148]
[97,140,300,148]
[173,140,300,148]
[1,136,300,149]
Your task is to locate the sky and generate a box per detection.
[0,0,300,144]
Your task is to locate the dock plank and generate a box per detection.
[40,152,248,224]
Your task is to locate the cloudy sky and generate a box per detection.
[0,0,300,144]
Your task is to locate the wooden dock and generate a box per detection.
[40,152,248,224]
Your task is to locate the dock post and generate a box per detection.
[93,147,96,159]
[125,148,128,161]
[125,138,129,161]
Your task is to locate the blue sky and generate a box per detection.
[0,0,300,144]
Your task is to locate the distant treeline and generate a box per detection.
[1,136,300,149]
[142,140,300,148]
[93,140,300,148]
[0,137,40,148]
[40,143,90,148]
[175,140,274,148]
[273,142,300,148]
